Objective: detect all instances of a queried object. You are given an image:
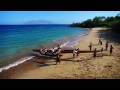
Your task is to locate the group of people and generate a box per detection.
[90,37,114,58]
[98,38,110,51]
[40,44,61,55]
[40,38,114,65]
[73,38,114,59]
[40,44,62,65]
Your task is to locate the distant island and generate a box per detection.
[25,20,55,25]
[70,13,120,33]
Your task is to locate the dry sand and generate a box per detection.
[1,27,120,79]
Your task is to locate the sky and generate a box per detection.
[0,11,120,24]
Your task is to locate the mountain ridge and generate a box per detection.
[25,20,55,24]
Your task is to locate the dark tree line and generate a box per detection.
[70,13,120,33]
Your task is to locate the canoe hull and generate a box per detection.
[32,49,101,53]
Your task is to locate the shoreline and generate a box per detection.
[0,25,87,68]
[1,27,120,79]
[0,28,88,72]
[0,28,88,78]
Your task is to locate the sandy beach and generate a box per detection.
[0,27,120,79]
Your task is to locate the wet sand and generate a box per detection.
[1,27,120,79]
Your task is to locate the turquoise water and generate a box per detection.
[0,25,87,67]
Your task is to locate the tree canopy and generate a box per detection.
[70,13,120,33]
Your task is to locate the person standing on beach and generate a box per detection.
[110,45,114,55]
[44,47,48,54]
[51,47,55,55]
[100,40,102,45]
[76,48,79,57]
[56,54,61,65]
[98,37,102,45]
[40,48,43,55]
[93,48,97,58]
[101,47,103,54]
[100,39,102,45]
[56,47,61,55]
[73,49,77,58]
[89,42,92,51]
[98,37,101,44]
[105,40,109,50]
[57,44,61,49]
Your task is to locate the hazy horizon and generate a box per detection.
[0,11,120,25]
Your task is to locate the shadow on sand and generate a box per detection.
[27,53,57,66]
[28,51,111,67]
[98,29,120,44]
[28,60,56,66]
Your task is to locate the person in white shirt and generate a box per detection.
[73,49,77,58]
[56,47,61,54]
[51,47,55,55]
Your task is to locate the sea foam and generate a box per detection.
[0,41,69,73]
[0,56,35,73]
[0,32,88,73]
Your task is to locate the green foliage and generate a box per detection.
[70,13,120,33]
[111,20,120,33]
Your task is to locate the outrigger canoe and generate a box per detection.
[32,48,102,54]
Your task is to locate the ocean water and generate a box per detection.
[0,24,88,72]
